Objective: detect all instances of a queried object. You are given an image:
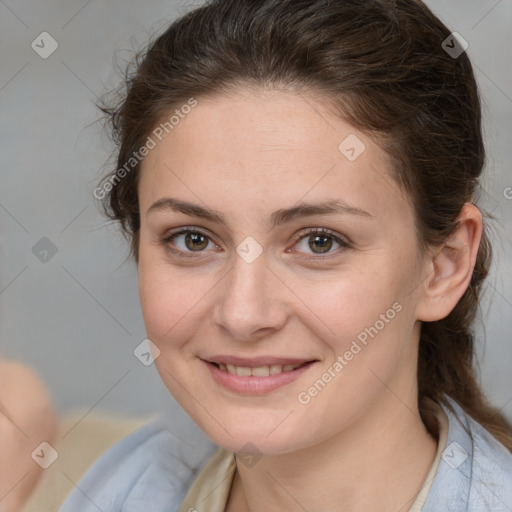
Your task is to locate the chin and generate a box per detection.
[193,414,309,456]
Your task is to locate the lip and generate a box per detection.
[201,358,317,395]
[202,355,316,368]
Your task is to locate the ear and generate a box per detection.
[416,203,483,322]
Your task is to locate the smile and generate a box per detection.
[202,359,317,395]
[213,362,305,377]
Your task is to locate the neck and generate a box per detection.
[228,389,438,512]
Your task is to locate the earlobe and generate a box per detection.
[416,204,483,322]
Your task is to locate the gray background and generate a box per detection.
[0,0,511,421]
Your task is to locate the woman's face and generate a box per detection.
[137,88,429,455]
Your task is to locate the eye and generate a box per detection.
[291,228,351,258]
[161,227,218,258]
[160,226,351,260]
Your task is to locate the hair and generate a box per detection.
[97,0,512,449]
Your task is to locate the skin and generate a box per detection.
[137,87,482,512]
[0,359,58,512]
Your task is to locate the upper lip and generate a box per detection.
[202,355,318,368]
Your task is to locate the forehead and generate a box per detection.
[138,88,409,225]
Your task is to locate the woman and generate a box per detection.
[60,0,512,510]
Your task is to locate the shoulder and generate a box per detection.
[424,396,512,511]
[58,415,218,512]
[461,401,512,508]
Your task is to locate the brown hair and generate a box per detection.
[98,0,512,448]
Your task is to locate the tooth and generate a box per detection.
[269,364,283,375]
[251,366,270,377]
[236,366,252,377]
[218,363,301,376]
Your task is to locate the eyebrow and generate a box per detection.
[146,197,373,229]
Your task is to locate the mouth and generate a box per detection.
[201,356,319,395]
[207,360,313,377]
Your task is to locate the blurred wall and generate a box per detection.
[0,0,511,420]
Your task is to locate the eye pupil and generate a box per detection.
[309,235,332,254]
[168,229,344,258]
[185,232,208,251]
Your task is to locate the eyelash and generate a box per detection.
[160,226,351,261]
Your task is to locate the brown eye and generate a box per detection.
[308,234,333,254]
[183,232,209,251]
[292,228,350,259]
[161,228,216,257]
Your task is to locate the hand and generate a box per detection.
[0,360,58,512]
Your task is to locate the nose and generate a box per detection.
[213,251,288,342]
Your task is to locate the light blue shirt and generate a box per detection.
[59,396,512,511]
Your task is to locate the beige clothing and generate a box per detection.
[408,401,449,511]
[179,402,449,512]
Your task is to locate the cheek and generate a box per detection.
[299,268,403,340]
[298,265,415,391]
[137,255,214,348]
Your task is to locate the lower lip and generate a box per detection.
[202,360,317,395]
